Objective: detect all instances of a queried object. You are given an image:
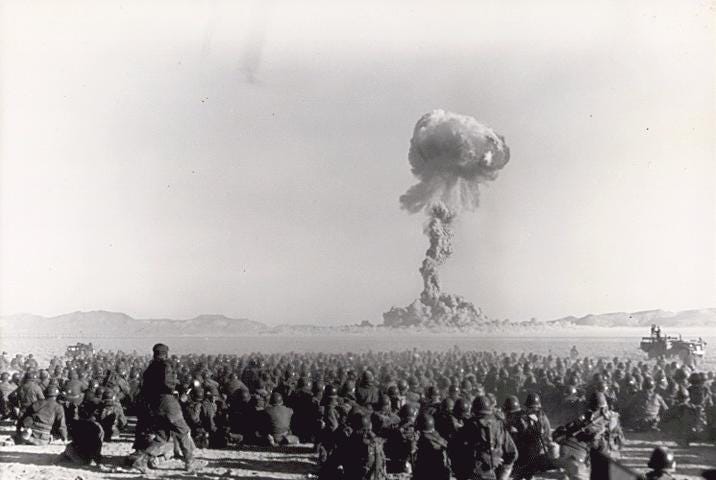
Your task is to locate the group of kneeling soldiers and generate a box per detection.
[0,344,713,480]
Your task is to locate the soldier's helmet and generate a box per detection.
[472,395,494,415]
[102,389,116,403]
[525,392,542,411]
[399,403,418,421]
[387,385,399,397]
[64,384,83,400]
[642,377,655,390]
[324,384,339,398]
[191,387,205,401]
[587,391,608,410]
[417,412,435,432]
[270,391,284,405]
[647,446,675,470]
[673,368,687,383]
[689,372,703,385]
[425,385,440,401]
[453,398,471,419]
[45,385,60,397]
[502,395,521,413]
[27,370,38,380]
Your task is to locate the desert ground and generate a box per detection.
[1,417,715,480]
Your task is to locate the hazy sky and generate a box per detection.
[1,0,714,325]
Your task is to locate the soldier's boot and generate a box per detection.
[129,453,150,474]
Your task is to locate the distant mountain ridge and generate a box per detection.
[0,310,267,337]
[1,307,714,337]
[552,308,716,327]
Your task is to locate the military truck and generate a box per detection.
[65,342,95,358]
[640,324,705,364]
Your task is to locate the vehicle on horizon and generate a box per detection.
[66,342,94,358]
[640,324,705,364]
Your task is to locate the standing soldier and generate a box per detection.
[511,393,557,480]
[129,343,203,473]
[413,412,450,480]
[385,403,419,474]
[448,395,518,480]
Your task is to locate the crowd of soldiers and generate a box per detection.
[0,344,714,479]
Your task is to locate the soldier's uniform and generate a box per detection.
[385,403,419,474]
[183,388,217,448]
[661,387,705,446]
[98,390,128,441]
[413,413,450,480]
[319,412,387,480]
[0,373,17,419]
[553,392,618,480]
[130,343,201,473]
[16,386,67,445]
[260,392,298,445]
[625,379,668,432]
[511,394,557,480]
[16,374,44,419]
[448,395,518,480]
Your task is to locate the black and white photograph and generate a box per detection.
[0,1,714,479]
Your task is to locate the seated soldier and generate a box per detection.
[319,411,387,480]
[98,389,128,441]
[15,385,68,446]
[259,392,298,446]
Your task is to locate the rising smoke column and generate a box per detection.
[383,110,510,328]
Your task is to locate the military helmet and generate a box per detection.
[647,446,675,470]
[102,389,116,402]
[472,395,493,415]
[587,391,608,410]
[399,403,418,421]
[525,392,542,410]
[270,391,283,405]
[45,385,60,397]
[689,372,704,385]
[324,384,338,398]
[417,412,435,432]
[642,377,655,390]
[502,395,521,413]
[191,387,205,401]
[453,398,470,418]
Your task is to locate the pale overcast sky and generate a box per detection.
[1,0,714,324]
